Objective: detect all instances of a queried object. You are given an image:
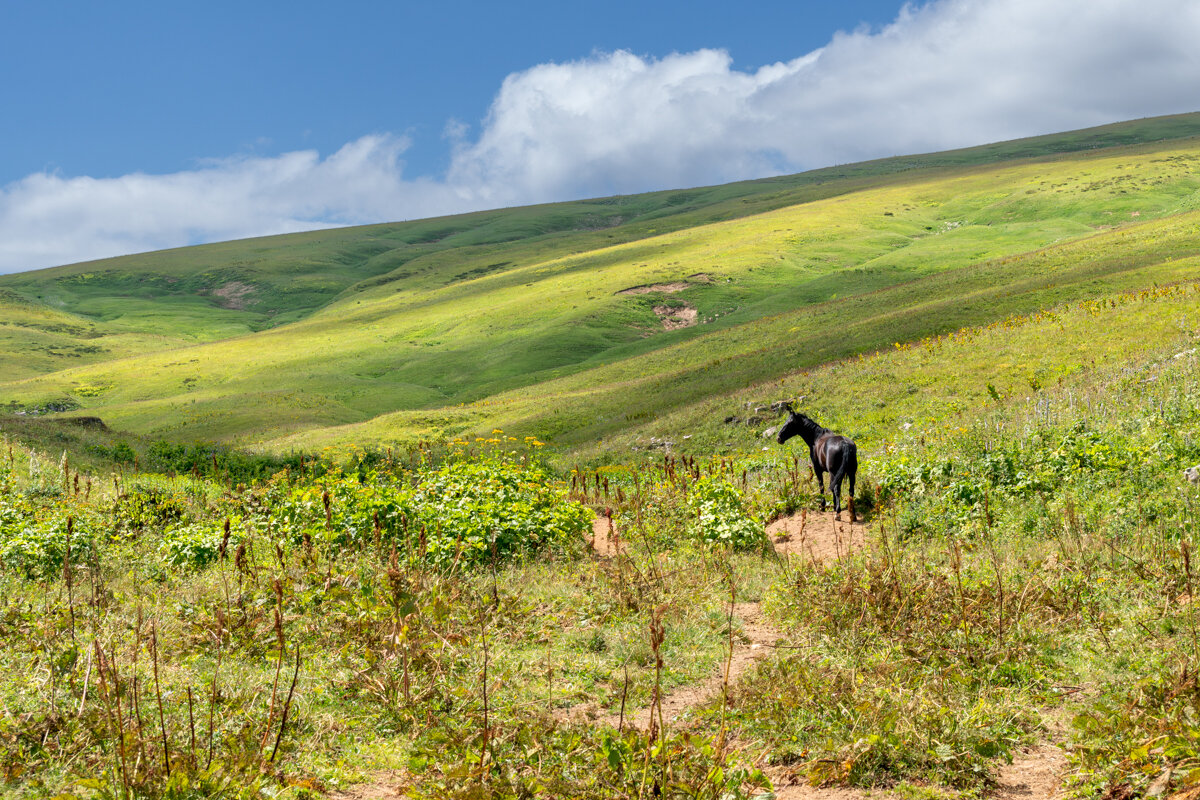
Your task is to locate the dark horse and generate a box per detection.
[776,405,858,518]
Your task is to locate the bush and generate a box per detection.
[267,451,592,567]
[687,475,764,548]
[159,520,241,570]
[113,483,192,533]
[143,439,310,484]
[409,456,592,564]
[0,497,95,578]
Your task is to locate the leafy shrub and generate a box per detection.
[409,457,591,564]
[0,496,95,578]
[113,483,192,533]
[143,439,311,484]
[874,417,1200,539]
[158,520,241,570]
[687,475,764,548]
[268,452,592,567]
[1069,669,1200,800]
[109,441,136,463]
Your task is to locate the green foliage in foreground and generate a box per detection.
[0,459,99,578]
[687,474,765,549]
[268,446,592,567]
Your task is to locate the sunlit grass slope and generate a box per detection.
[278,220,1200,457]
[0,289,213,383]
[7,111,1197,334]
[2,113,1200,451]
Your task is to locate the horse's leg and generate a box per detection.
[830,467,844,517]
[814,465,827,510]
[847,469,857,521]
[847,453,858,521]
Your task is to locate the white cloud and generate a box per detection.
[0,136,468,273]
[3,0,1200,274]
[451,0,1200,202]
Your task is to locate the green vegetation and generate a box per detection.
[3,113,1200,799]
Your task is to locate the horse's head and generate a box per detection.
[777,409,815,445]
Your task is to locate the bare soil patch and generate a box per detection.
[767,742,1066,800]
[768,781,879,800]
[589,512,624,556]
[654,303,698,330]
[208,280,255,310]
[327,771,408,800]
[617,274,711,296]
[619,281,695,295]
[767,509,869,565]
[994,743,1067,800]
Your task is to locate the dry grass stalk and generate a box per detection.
[150,623,171,777]
[268,645,301,763]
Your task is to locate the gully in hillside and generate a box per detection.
[777,404,858,520]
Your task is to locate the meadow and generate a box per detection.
[4,114,1200,451]
[2,113,1200,799]
[3,277,1200,799]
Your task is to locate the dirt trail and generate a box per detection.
[327,773,406,800]
[574,514,782,730]
[994,743,1068,800]
[329,741,1069,800]
[578,511,869,729]
[761,512,1067,800]
[766,508,869,565]
[574,510,867,732]
[595,509,1067,800]
[333,512,1069,798]
[594,601,780,732]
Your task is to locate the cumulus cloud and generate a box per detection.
[0,135,467,273]
[4,0,1200,273]
[451,0,1200,203]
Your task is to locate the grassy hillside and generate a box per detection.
[3,113,1200,455]
[3,250,1199,799]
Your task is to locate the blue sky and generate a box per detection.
[0,1,901,182]
[2,0,1199,273]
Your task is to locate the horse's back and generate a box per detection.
[817,433,857,475]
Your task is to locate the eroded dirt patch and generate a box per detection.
[619,281,694,295]
[654,303,698,330]
[208,280,255,310]
[589,512,624,557]
[327,771,408,800]
[994,743,1067,800]
[617,274,711,296]
[767,509,869,565]
[768,742,1067,800]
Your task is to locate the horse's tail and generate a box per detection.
[844,444,859,519]
[829,440,857,513]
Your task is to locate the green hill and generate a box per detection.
[4,111,1200,456]
[6,113,1200,800]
